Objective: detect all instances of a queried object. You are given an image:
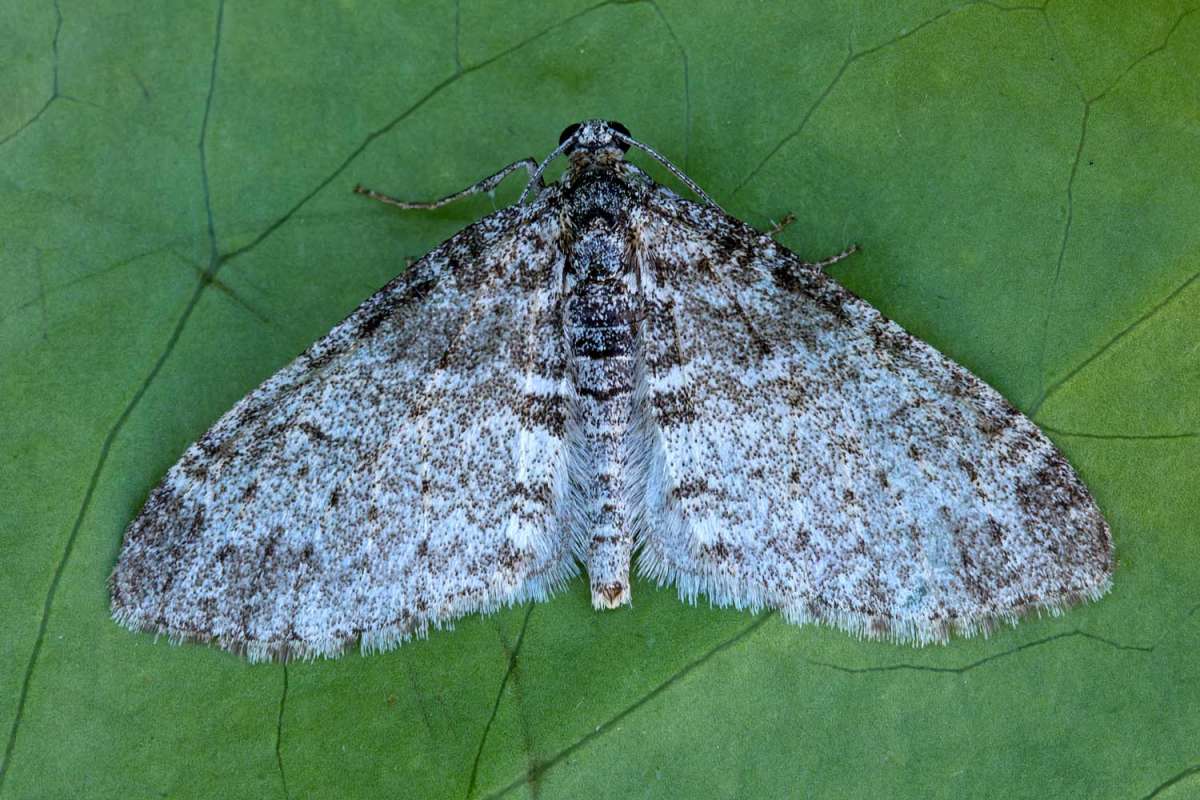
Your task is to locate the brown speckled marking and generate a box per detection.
[298,422,329,442]
[653,388,699,426]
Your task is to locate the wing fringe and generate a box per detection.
[110,562,577,663]
[638,553,1113,646]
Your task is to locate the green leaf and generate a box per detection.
[3,1,1198,797]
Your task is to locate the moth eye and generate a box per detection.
[558,123,582,146]
[607,120,632,152]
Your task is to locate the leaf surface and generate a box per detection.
[2,2,1198,797]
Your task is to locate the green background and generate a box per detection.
[2,1,1198,797]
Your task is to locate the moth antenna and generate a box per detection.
[519,137,575,205]
[613,131,721,210]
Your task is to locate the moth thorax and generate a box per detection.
[566,172,629,230]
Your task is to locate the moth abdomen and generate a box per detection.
[562,208,648,609]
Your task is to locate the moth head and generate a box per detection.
[558,120,632,155]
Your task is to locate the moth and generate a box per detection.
[111,120,1113,661]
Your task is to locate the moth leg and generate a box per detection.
[799,243,859,271]
[354,158,541,210]
[765,212,796,237]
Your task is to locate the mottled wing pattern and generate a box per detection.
[111,202,574,660]
[635,189,1113,643]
